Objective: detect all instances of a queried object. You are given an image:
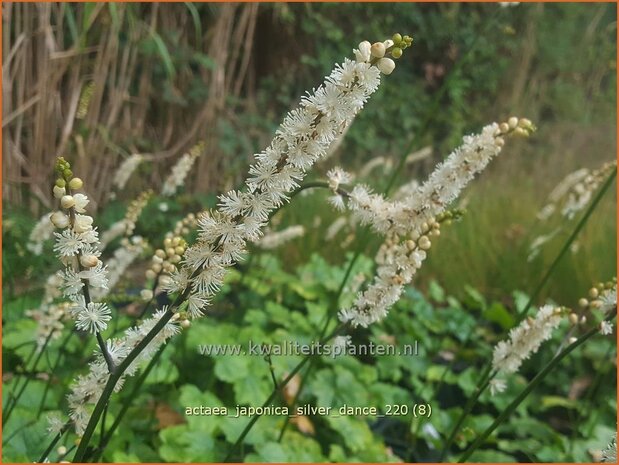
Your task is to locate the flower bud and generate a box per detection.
[589,288,599,299]
[152,263,162,273]
[141,289,154,300]
[57,446,67,456]
[61,195,75,209]
[578,298,589,308]
[80,254,99,268]
[495,137,505,147]
[370,42,386,58]
[405,239,416,251]
[50,211,70,229]
[377,57,396,75]
[55,178,66,188]
[174,246,185,255]
[508,116,519,129]
[181,319,191,329]
[383,39,394,49]
[166,248,176,257]
[568,313,578,325]
[72,193,89,213]
[391,47,402,59]
[418,235,431,250]
[392,33,402,44]
[356,41,371,62]
[74,215,93,233]
[145,269,157,280]
[68,177,83,190]
[155,249,166,259]
[53,185,66,199]
[499,122,509,133]
[568,337,578,344]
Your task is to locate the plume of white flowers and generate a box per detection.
[67,308,181,435]
[50,160,111,335]
[537,160,616,221]
[27,213,55,255]
[161,141,205,196]
[336,117,535,327]
[491,305,565,395]
[163,36,409,318]
[112,153,143,191]
[255,225,305,250]
[62,37,410,435]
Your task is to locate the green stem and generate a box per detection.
[36,330,75,417]
[442,167,616,459]
[37,423,69,463]
[3,331,55,425]
[88,345,167,462]
[276,254,358,441]
[438,365,494,461]
[224,324,344,462]
[72,295,183,462]
[517,168,616,319]
[408,323,477,460]
[458,311,616,462]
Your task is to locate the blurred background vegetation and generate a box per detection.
[2,3,617,463]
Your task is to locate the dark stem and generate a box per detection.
[3,331,55,425]
[37,423,69,463]
[442,167,617,458]
[458,311,616,462]
[277,251,360,442]
[517,168,616,319]
[224,324,344,462]
[36,330,75,417]
[88,345,167,462]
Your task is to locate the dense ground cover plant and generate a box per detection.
[2,3,616,464]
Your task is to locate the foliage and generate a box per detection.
[3,250,615,462]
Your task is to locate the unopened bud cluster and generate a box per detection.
[125,190,153,236]
[50,157,110,337]
[354,32,413,75]
[495,117,536,146]
[491,304,566,395]
[146,236,187,281]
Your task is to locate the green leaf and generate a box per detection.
[428,280,446,302]
[483,302,515,330]
[540,395,578,410]
[149,31,176,79]
[159,425,217,462]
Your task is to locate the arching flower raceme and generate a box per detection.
[50,160,110,334]
[491,305,565,393]
[63,36,410,436]
[336,118,535,327]
[161,142,205,196]
[255,225,305,250]
[112,153,143,192]
[166,37,410,316]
